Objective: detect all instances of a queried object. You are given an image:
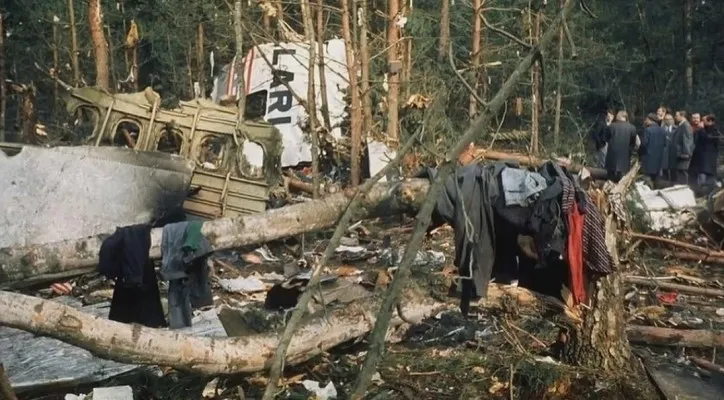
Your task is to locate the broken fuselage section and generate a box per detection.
[63,86,284,219]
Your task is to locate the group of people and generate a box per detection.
[591,107,722,194]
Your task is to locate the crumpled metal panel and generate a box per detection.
[0,145,194,248]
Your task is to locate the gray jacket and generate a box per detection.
[668,120,694,170]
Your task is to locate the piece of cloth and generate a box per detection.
[500,167,547,207]
[108,259,167,328]
[566,203,585,304]
[98,224,152,287]
[161,221,214,328]
[668,120,694,171]
[426,163,505,316]
[640,124,667,176]
[661,125,675,171]
[603,120,638,174]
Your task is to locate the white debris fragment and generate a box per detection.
[534,356,562,365]
[335,245,366,253]
[92,386,133,400]
[218,277,266,293]
[631,183,697,233]
[301,380,338,399]
[716,308,724,316]
[202,377,220,398]
[64,394,87,400]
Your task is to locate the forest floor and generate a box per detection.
[8,209,724,399]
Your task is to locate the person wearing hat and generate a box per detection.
[639,113,668,187]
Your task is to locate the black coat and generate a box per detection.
[694,125,722,175]
[640,125,667,175]
[668,120,694,170]
[603,121,637,173]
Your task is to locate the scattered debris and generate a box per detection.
[218,277,267,293]
[631,182,697,233]
[301,380,337,399]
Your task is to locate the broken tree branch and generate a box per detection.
[630,232,724,257]
[480,14,532,49]
[0,180,431,289]
[261,127,425,399]
[449,44,486,108]
[0,362,17,400]
[0,289,445,376]
[625,276,724,297]
[473,148,608,179]
[627,325,724,349]
[662,250,724,265]
[350,1,581,397]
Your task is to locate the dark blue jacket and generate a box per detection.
[640,124,667,175]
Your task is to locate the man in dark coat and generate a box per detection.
[667,111,695,184]
[694,114,721,195]
[603,110,637,182]
[661,113,676,172]
[590,109,614,168]
[639,113,667,185]
[689,113,705,184]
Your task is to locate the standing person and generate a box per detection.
[639,113,667,186]
[590,109,615,168]
[667,110,695,184]
[689,112,705,184]
[603,110,638,182]
[656,106,669,126]
[661,113,676,174]
[694,114,721,195]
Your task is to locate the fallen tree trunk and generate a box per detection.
[661,250,724,265]
[625,276,724,297]
[631,232,724,258]
[626,325,724,348]
[0,180,430,289]
[0,288,446,375]
[473,149,608,180]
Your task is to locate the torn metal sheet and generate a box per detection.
[1,296,227,393]
[211,39,349,167]
[632,182,698,233]
[0,145,194,248]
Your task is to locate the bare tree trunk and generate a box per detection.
[88,0,110,91]
[560,166,638,371]
[529,8,541,154]
[233,1,246,122]
[0,180,430,289]
[553,0,564,150]
[684,0,694,105]
[52,17,60,103]
[187,45,194,98]
[120,0,129,72]
[470,0,482,119]
[106,25,116,91]
[67,0,81,87]
[341,0,363,186]
[301,0,320,198]
[0,289,444,376]
[196,23,205,98]
[359,0,372,133]
[0,362,17,400]
[0,13,5,142]
[316,0,332,130]
[127,20,139,92]
[438,0,450,61]
[386,0,400,148]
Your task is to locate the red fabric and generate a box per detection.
[567,203,586,304]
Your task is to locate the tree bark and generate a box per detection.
[233,1,247,124]
[0,289,445,376]
[438,0,450,62]
[316,0,333,130]
[359,0,372,134]
[0,13,5,142]
[340,0,363,186]
[67,0,81,87]
[196,23,205,98]
[627,326,724,349]
[386,0,400,148]
[0,362,17,400]
[559,165,639,371]
[0,180,429,289]
[469,0,482,119]
[52,17,60,104]
[553,0,564,150]
[88,0,110,91]
[530,8,541,155]
[683,0,694,106]
[301,0,320,198]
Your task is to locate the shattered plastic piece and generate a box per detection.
[657,292,678,304]
[335,245,366,253]
[254,246,280,262]
[92,386,133,400]
[534,356,561,365]
[218,277,266,293]
[301,380,338,399]
[64,394,87,400]
[202,377,220,398]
